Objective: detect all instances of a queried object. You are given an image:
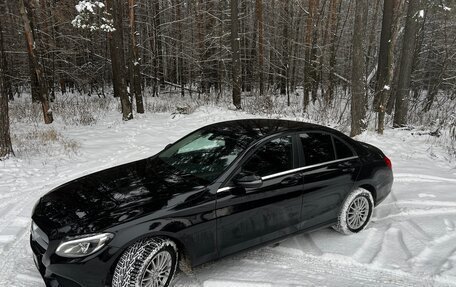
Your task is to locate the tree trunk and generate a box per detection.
[106,0,133,121]
[175,0,185,97]
[366,0,380,72]
[303,0,315,110]
[310,0,321,103]
[280,0,289,98]
[326,0,340,103]
[0,16,13,159]
[267,0,276,90]
[393,0,421,127]
[231,0,241,109]
[256,0,264,97]
[244,0,255,94]
[374,0,394,134]
[28,54,40,102]
[128,0,144,113]
[153,0,164,94]
[0,27,12,102]
[197,0,206,95]
[19,0,53,124]
[290,9,303,94]
[385,0,404,115]
[350,0,368,137]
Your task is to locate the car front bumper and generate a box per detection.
[30,234,121,287]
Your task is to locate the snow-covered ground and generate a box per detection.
[1,107,456,286]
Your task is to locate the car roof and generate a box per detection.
[201,118,339,144]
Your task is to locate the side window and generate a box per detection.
[300,133,335,165]
[333,137,354,159]
[242,136,293,177]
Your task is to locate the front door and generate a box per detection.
[215,135,303,257]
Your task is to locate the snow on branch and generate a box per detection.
[71,1,115,32]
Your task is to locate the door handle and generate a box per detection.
[342,167,355,172]
[280,174,301,185]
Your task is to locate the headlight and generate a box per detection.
[56,233,114,258]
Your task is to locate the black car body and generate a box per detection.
[30,119,393,287]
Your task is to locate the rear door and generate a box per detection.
[215,135,303,257]
[297,132,361,229]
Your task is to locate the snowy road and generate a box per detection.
[1,107,456,286]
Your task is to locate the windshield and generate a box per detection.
[158,129,247,182]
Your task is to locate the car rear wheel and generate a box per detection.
[333,188,374,235]
[112,237,178,287]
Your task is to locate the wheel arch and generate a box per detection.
[358,184,377,204]
[158,233,192,271]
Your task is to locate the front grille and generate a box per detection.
[31,221,49,251]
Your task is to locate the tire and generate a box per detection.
[333,188,374,235]
[112,237,178,287]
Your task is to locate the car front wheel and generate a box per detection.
[333,187,374,235]
[112,237,178,287]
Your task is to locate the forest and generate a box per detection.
[0,0,455,159]
[1,1,456,286]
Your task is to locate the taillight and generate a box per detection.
[384,156,392,169]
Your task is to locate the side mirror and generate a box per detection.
[234,174,263,189]
[164,143,172,150]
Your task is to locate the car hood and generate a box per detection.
[32,157,209,239]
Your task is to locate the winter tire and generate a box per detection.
[333,188,374,235]
[112,237,178,287]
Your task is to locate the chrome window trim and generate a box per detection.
[216,156,358,192]
[217,186,234,193]
[261,156,359,180]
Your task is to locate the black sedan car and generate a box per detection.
[31,119,393,287]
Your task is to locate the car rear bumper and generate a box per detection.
[30,235,120,287]
[375,172,393,206]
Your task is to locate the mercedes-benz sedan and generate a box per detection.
[31,119,393,287]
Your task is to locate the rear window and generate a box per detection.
[333,137,354,159]
[300,133,335,165]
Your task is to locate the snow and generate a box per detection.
[1,107,456,286]
[72,1,115,32]
[419,10,425,18]
[75,0,105,13]
[384,85,391,91]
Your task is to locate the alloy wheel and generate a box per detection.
[347,196,370,230]
[140,251,173,287]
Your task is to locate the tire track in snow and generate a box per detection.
[380,200,456,208]
[401,220,433,241]
[410,230,456,276]
[181,246,440,287]
[373,208,456,224]
[394,173,456,183]
[352,226,387,264]
[367,224,390,265]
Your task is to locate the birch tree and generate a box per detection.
[128,0,144,114]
